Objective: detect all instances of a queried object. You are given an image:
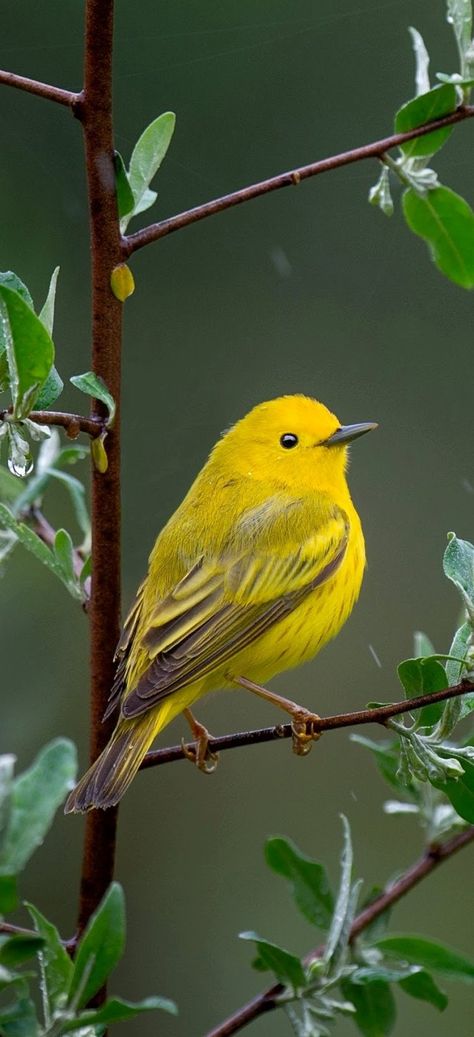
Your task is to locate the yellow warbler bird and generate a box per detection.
[65,395,376,813]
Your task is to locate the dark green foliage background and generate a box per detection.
[1,1,473,1033]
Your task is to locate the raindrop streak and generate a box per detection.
[7,456,34,478]
[368,643,382,668]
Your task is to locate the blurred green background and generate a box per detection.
[2,0,474,1033]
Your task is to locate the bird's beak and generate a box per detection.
[324,422,378,446]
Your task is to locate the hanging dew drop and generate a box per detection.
[7,456,34,478]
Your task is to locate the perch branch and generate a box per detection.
[122,105,474,255]
[0,409,104,440]
[206,826,474,1037]
[140,679,474,769]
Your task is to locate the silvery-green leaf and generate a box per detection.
[38,267,59,336]
[443,533,474,615]
[408,27,430,95]
[324,816,353,966]
[21,419,50,442]
[128,112,175,210]
[70,371,115,427]
[6,424,33,479]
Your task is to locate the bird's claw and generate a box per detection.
[291,711,321,756]
[181,728,219,774]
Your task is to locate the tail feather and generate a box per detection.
[64,713,159,813]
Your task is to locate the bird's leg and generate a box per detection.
[181,708,219,774]
[232,675,321,756]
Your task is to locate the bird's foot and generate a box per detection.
[182,710,219,774]
[290,709,322,756]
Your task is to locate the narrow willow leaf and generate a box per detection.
[376,934,474,980]
[0,273,33,310]
[38,267,59,336]
[132,185,157,217]
[53,529,77,589]
[0,286,54,418]
[26,902,73,1013]
[402,186,474,289]
[0,875,17,914]
[114,151,135,220]
[70,371,115,427]
[265,837,334,930]
[0,739,77,874]
[0,466,23,504]
[395,84,456,158]
[446,623,474,721]
[340,977,396,1036]
[447,0,473,77]
[125,111,176,229]
[60,995,177,1032]
[69,883,126,1009]
[408,27,430,96]
[0,504,82,599]
[324,815,353,965]
[239,932,306,992]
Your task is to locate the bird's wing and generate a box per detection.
[118,498,349,719]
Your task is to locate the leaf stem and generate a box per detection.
[122,105,474,255]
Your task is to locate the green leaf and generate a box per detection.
[0,285,54,418]
[114,152,135,220]
[340,977,396,1036]
[239,932,306,992]
[0,875,18,914]
[444,532,474,612]
[408,27,430,96]
[437,758,474,822]
[264,837,334,930]
[0,739,77,875]
[0,273,33,310]
[70,372,115,428]
[447,0,474,79]
[34,366,63,409]
[446,623,474,721]
[402,186,474,289]
[53,529,77,589]
[398,968,448,1011]
[0,504,82,599]
[125,111,176,228]
[397,656,447,726]
[395,84,456,158]
[26,902,73,1014]
[132,185,157,217]
[0,935,44,967]
[69,882,126,1009]
[0,996,39,1036]
[59,995,177,1032]
[375,934,474,980]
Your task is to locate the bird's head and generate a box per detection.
[214,395,377,495]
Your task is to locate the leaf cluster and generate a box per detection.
[0,744,176,1036]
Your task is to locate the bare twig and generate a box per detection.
[140,679,474,770]
[0,409,104,440]
[76,0,122,941]
[205,827,474,1037]
[122,105,474,255]
[0,69,80,109]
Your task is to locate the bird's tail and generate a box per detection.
[64,712,161,813]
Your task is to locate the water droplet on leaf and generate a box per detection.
[7,455,33,477]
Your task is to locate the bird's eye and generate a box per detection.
[280,433,299,449]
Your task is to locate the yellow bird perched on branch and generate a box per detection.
[65,395,376,812]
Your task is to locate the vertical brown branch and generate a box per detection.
[76,0,123,935]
